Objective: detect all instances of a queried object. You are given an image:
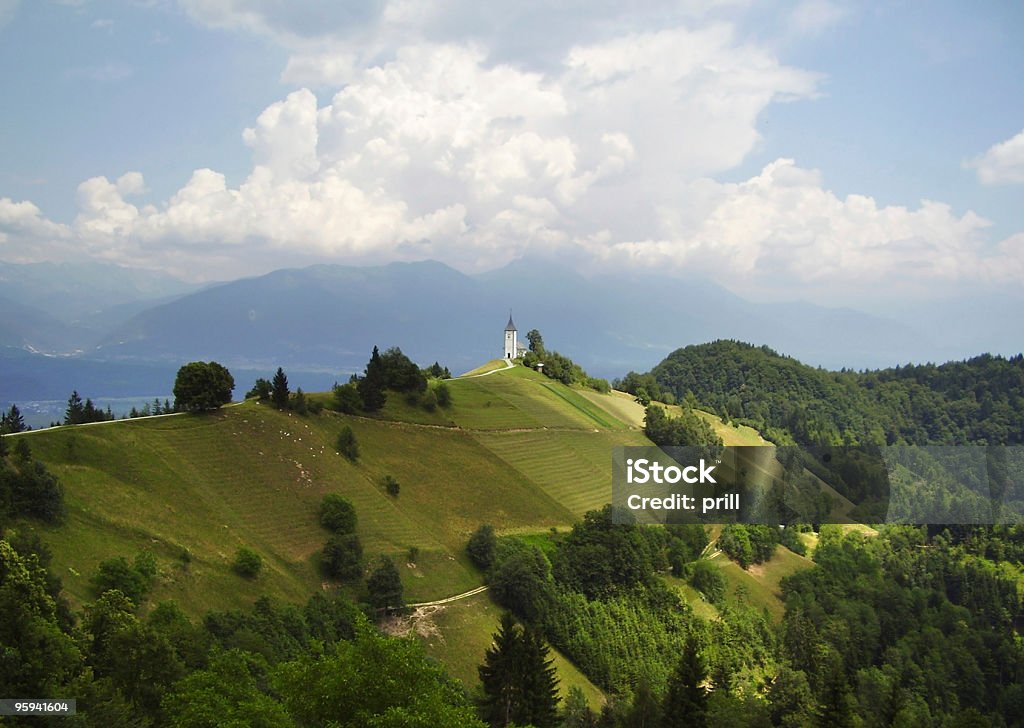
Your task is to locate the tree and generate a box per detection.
[382,475,400,497]
[478,612,523,728]
[173,362,235,412]
[321,534,363,581]
[336,426,359,462]
[273,618,484,727]
[271,368,290,409]
[91,555,154,605]
[332,382,362,413]
[478,613,560,728]
[163,650,294,728]
[663,638,708,728]
[366,557,403,613]
[1,404,26,433]
[0,539,81,698]
[232,548,262,578]
[319,494,357,534]
[526,329,545,353]
[247,378,272,400]
[357,346,387,412]
[518,626,560,728]
[64,390,85,425]
[467,524,497,570]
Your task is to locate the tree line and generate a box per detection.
[618,340,1024,447]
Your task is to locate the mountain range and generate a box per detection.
[2,258,1022,403]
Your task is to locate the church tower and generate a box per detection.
[504,313,518,359]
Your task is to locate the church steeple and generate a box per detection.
[503,312,518,359]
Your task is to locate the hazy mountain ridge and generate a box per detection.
[3,258,1021,403]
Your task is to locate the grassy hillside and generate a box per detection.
[11,360,808,704]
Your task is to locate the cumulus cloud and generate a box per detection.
[585,158,1020,299]
[4,4,1021,300]
[967,129,1024,185]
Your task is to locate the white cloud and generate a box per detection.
[585,158,1020,298]
[5,9,1021,299]
[966,129,1024,185]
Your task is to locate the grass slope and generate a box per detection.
[707,545,813,621]
[13,362,660,615]
[15,360,805,701]
[414,591,605,710]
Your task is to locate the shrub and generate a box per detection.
[336,426,359,462]
[319,493,357,534]
[467,524,497,570]
[383,475,400,497]
[232,548,262,578]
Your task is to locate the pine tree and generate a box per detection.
[518,626,560,728]
[663,638,708,728]
[2,404,26,433]
[478,614,560,728]
[271,368,290,409]
[478,612,523,727]
[358,346,387,412]
[64,391,85,425]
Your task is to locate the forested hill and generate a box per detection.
[618,341,1024,446]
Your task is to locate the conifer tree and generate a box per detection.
[478,614,560,728]
[64,391,84,425]
[358,346,387,412]
[2,404,26,433]
[478,612,523,727]
[518,626,560,728]
[663,637,707,728]
[271,367,290,409]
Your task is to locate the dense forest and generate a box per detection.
[616,341,1024,447]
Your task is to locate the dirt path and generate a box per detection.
[407,584,488,608]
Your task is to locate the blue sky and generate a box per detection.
[0,0,1021,309]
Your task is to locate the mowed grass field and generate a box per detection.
[13,362,664,615]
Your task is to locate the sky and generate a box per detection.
[0,0,1022,310]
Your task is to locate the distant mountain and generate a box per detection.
[0,260,205,354]
[0,295,85,352]
[90,259,932,379]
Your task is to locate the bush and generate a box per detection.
[467,524,497,570]
[435,382,452,408]
[336,426,359,462]
[383,475,400,497]
[232,548,262,578]
[319,493,357,534]
[321,534,363,580]
[332,382,362,413]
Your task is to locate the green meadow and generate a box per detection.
[10,360,820,704]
